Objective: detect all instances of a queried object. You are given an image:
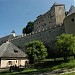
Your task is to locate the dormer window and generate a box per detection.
[14,50,18,53]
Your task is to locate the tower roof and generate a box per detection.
[11,30,15,33]
[68,5,75,16]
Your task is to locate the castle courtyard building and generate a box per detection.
[0,42,29,68]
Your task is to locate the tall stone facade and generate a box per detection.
[34,3,65,32]
[9,3,65,52]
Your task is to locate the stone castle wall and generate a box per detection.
[10,24,65,51]
[8,3,67,52]
[34,3,65,32]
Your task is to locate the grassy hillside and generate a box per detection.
[0,58,75,75]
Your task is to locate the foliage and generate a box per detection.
[22,21,34,34]
[25,40,48,63]
[55,34,75,60]
[62,72,75,75]
[51,59,75,70]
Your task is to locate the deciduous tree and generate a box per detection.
[55,34,75,61]
[22,22,34,34]
[25,40,47,63]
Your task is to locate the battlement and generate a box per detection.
[9,24,63,42]
[9,2,65,42]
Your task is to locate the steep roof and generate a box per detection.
[68,5,75,16]
[0,42,27,58]
[0,35,14,45]
[11,30,15,33]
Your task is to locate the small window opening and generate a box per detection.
[14,50,18,53]
[8,61,12,65]
[16,61,17,63]
[42,20,43,21]
[71,18,74,22]
[49,31,51,33]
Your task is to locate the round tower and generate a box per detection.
[11,30,16,37]
[64,6,75,35]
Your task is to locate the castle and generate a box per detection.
[0,3,75,54]
[34,3,65,32]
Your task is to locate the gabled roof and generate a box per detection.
[68,5,75,16]
[0,42,27,58]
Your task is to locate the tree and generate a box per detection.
[25,40,48,63]
[22,22,34,34]
[55,34,75,61]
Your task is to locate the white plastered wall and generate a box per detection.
[0,59,29,68]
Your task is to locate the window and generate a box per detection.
[71,18,74,22]
[48,16,49,18]
[8,61,12,65]
[49,31,51,33]
[14,50,18,53]
[16,61,17,63]
[44,23,46,25]
[42,20,43,21]
[50,15,54,18]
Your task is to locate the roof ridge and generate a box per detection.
[67,5,75,16]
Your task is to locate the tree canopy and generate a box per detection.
[25,40,48,63]
[55,34,75,60]
[22,22,34,34]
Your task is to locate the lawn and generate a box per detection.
[61,72,75,75]
[0,58,75,75]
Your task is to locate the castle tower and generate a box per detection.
[54,3,65,25]
[34,3,65,32]
[11,30,16,37]
[64,5,75,35]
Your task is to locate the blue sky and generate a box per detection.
[0,0,74,37]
